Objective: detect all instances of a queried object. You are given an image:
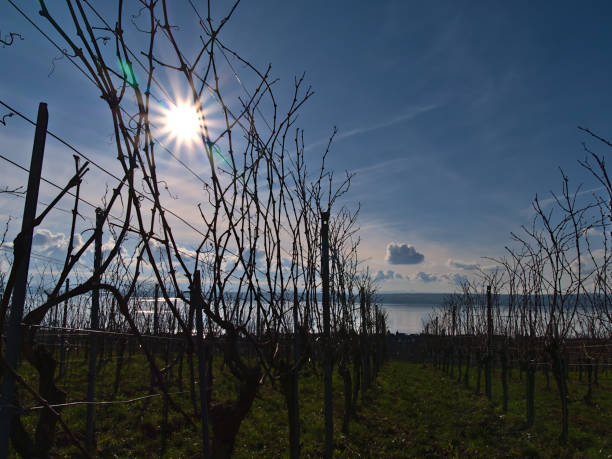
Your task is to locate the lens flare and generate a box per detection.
[164,103,202,144]
[118,59,138,87]
[151,88,221,160]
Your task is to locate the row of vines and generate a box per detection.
[423,145,612,444]
[0,1,387,457]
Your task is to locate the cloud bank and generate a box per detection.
[32,228,84,259]
[374,269,405,282]
[415,271,468,286]
[415,271,437,283]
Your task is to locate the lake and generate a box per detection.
[378,293,446,334]
[102,292,448,335]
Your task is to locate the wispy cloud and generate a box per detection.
[447,259,479,271]
[520,185,604,216]
[305,104,439,151]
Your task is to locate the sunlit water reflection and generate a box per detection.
[381,304,435,335]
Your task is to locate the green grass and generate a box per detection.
[336,362,612,458]
[9,351,612,458]
[234,360,612,458]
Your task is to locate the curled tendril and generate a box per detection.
[0,112,14,126]
[96,36,110,45]
[158,180,179,200]
[131,6,153,34]
[48,48,77,77]
[0,32,23,47]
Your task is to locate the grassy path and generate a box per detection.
[236,361,611,458]
[344,362,525,457]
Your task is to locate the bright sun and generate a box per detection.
[163,102,202,144]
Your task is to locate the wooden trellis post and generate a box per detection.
[59,279,69,378]
[86,208,103,451]
[0,102,48,457]
[192,270,210,458]
[486,285,493,400]
[321,211,333,458]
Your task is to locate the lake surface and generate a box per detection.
[50,291,603,337]
[140,293,447,335]
[378,293,446,334]
[76,292,447,335]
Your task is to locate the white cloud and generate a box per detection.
[386,243,424,265]
[374,269,396,282]
[32,228,66,252]
[415,271,469,286]
[416,271,438,283]
[441,273,468,286]
[101,236,118,253]
[447,259,479,271]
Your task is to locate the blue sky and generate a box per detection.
[1,1,612,292]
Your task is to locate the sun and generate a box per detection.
[151,91,220,155]
[163,102,202,144]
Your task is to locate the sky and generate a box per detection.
[1,1,612,293]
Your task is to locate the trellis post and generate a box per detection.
[86,208,103,450]
[321,211,333,458]
[0,102,48,457]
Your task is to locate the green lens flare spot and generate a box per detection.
[118,59,138,87]
[206,140,230,168]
